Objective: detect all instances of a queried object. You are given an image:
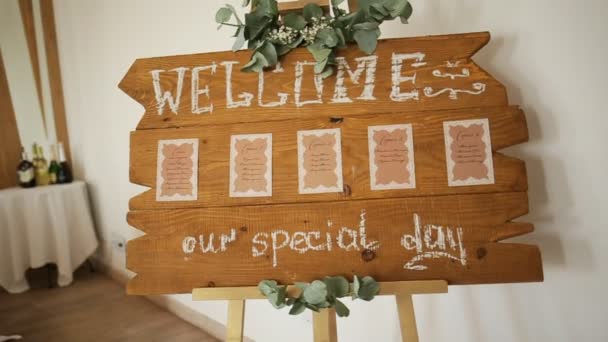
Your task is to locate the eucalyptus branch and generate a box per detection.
[258,275,380,317]
[215,0,413,78]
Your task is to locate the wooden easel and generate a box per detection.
[192,280,447,342]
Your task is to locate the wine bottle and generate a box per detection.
[57,142,73,184]
[34,144,50,186]
[17,147,36,188]
[48,144,60,185]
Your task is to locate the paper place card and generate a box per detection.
[229,133,272,197]
[443,118,495,187]
[297,128,343,194]
[368,124,416,190]
[156,138,199,201]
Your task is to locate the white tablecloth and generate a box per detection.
[0,181,98,293]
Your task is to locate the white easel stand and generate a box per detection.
[192,280,448,342]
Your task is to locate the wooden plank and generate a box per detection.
[128,106,527,210]
[313,309,337,342]
[226,300,245,342]
[277,0,330,15]
[118,32,507,130]
[18,0,46,137]
[40,0,70,163]
[126,193,542,294]
[191,280,448,301]
[396,295,418,342]
[0,51,22,189]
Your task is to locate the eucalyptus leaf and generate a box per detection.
[357,276,380,301]
[303,3,323,21]
[384,0,408,18]
[258,280,279,295]
[303,280,328,305]
[352,275,361,299]
[245,12,271,41]
[283,12,307,30]
[289,300,307,315]
[318,65,334,79]
[215,7,232,24]
[353,22,379,30]
[317,28,340,48]
[232,26,247,51]
[258,41,278,66]
[331,0,345,5]
[400,2,413,23]
[324,276,350,299]
[334,299,350,317]
[242,51,268,72]
[305,303,321,312]
[315,58,329,74]
[354,28,380,54]
[307,45,332,62]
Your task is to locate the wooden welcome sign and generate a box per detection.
[120,32,543,295]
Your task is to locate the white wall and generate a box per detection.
[53,0,608,341]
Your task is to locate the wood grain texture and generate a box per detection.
[0,52,22,190]
[40,0,70,163]
[126,193,542,294]
[129,106,527,210]
[121,33,544,295]
[19,0,47,137]
[119,32,507,130]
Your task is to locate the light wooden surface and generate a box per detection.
[18,0,47,137]
[119,32,506,130]
[40,0,71,163]
[278,0,330,14]
[397,294,418,342]
[227,300,246,342]
[127,192,542,294]
[0,267,218,342]
[313,308,338,342]
[0,51,22,190]
[129,106,528,210]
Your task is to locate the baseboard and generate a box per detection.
[93,259,253,341]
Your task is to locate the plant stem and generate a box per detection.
[222,23,241,27]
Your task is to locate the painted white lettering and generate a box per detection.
[252,232,269,257]
[290,232,308,254]
[401,213,467,270]
[358,209,380,250]
[337,227,359,251]
[294,61,323,107]
[191,64,217,114]
[150,67,188,115]
[258,64,288,107]
[331,56,377,103]
[221,61,254,108]
[271,230,290,267]
[182,236,196,254]
[390,53,426,102]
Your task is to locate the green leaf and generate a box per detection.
[232,26,246,51]
[399,2,413,23]
[245,12,271,41]
[305,302,321,312]
[314,58,329,74]
[334,299,350,317]
[331,0,345,6]
[307,45,332,62]
[283,12,307,30]
[353,22,379,30]
[352,275,361,299]
[354,28,380,54]
[303,280,328,305]
[317,28,340,48]
[258,280,279,296]
[289,300,307,315]
[357,276,380,301]
[324,276,350,299]
[334,27,346,47]
[258,41,278,66]
[303,3,323,21]
[242,51,268,72]
[318,65,334,79]
[215,7,232,24]
[384,0,408,18]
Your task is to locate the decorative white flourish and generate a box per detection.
[432,62,471,80]
[423,83,486,100]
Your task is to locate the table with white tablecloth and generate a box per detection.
[0,181,99,293]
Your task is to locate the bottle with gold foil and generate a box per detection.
[34,144,50,186]
[48,144,60,185]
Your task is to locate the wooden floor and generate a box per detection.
[0,266,218,342]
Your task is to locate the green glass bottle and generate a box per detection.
[48,144,60,185]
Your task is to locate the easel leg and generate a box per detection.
[396,295,419,342]
[313,308,337,342]
[226,300,245,342]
